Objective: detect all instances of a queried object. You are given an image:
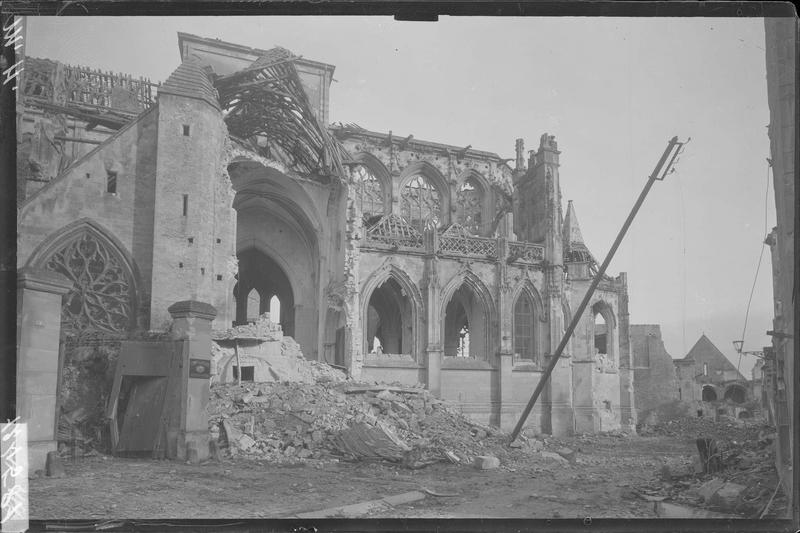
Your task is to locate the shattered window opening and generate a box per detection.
[246,288,261,322]
[593,311,608,356]
[456,178,483,235]
[401,175,441,232]
[351,164,385,219]
[366,278,412,356]
[269,295,281,324]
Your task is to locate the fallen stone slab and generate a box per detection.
[709,482,747,511]
[556,447,577,463]
[698,478,727,503]
[474,455,500,470]
[295,491,426,518]
[539,451,569,464]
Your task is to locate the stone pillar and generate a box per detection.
[423,248,442,397]
[16,267,73,471]
[616,273,635,427]
[427,350,442,398]
[167,300,216,462]
[571,360,597,433]
[498,353,514,429]
[546,278,574,436]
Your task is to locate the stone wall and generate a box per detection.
[764,16,796,506]
[631,324,679,421]
[150,94,234,330]
[18,106,159,328]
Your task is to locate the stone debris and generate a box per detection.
[708,482,747,511]
[46,451,66,478]
[539,451,569,465]
[210,375,518,467]
[205,341,541,468]
[212,314,283,341]
[473,455,500,470]
[556,447,577,464]
[212,335,347,385]
[633,416,787,518]
[697,478,727,503]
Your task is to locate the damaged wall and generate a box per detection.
[631,324,679,422]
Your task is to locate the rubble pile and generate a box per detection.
[208,379,512,467]
[634,416,787,518]
[639,414,763,443]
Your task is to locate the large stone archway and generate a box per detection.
[228,157,323,360]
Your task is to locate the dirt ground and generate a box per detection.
[30,433,706,520]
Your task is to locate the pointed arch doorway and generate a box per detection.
[234,248,295,336]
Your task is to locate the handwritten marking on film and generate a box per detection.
[1,418,29,533]
[2,17,24,90]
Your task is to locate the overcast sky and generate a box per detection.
[24,16,776,375]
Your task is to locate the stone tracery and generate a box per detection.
[42,230,136,335]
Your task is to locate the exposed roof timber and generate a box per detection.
[216,49,348,178]
[25,98,133,130]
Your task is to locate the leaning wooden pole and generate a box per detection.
[509,136,687,442]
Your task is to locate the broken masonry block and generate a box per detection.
[698,478,727,503]
[539,451,569,464]
[556,447,577,463]
[709,482,747,511]
[474,455,500,470]
[46,451,66,478]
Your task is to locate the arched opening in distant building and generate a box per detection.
[724,384,746,404]
[702,384,718,402]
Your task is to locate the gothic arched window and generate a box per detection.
[351,164,385,219]
[42,229,136,335]
[513,292,535,361]
[456,178,483,235]
[401,175,441,231]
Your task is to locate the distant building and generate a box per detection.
[673,334,752,419]
[630,324,678,423]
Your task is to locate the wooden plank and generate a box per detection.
[116,377,168,453]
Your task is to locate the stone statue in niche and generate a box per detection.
[595,349,616,373]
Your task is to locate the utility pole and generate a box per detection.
[509,136,689,442]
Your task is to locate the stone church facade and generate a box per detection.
[17,33,634,436]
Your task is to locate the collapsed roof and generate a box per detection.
[212,47,350,178]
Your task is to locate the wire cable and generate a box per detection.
[736,160,771,374]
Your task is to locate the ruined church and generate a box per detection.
[17,33,634,443]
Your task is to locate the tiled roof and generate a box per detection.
[158,57,220,110]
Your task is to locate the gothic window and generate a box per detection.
[43,230,135,335]
[365,278,412,356]
[401,175,441,232]
[351,164,384,220]
[246,288,261,321]
[594,312,608,355]
[456,178,482,235]
[514,292,535,361]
